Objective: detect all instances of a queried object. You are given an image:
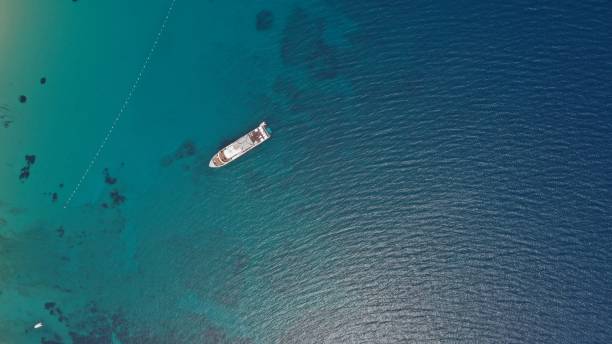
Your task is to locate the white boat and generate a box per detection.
[209,122,271,168]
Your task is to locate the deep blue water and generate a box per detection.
[1,0,611,343]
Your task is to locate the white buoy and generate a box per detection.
[33,322,44,329]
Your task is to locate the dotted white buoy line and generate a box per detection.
[63,0,177,208]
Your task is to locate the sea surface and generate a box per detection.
[1,0,612,343]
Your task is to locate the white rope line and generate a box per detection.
[63,0,177,208]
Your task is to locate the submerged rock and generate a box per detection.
[103,168,117,185]
[19,155,36,181]
[19,167,31,181]
[109,190,125,206]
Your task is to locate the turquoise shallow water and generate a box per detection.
[2,1,357,342]
[2,0,612,343]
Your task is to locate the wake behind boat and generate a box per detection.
[209,122,271,168]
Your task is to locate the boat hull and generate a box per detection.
[209,122,271,168]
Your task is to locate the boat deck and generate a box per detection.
[210,122,270,168]
[224,131,260,158]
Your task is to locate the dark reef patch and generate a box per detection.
[87,303,100,314]
[19,167,30,181]
[103,168,117,185]
[95,310,254,344]
[280,8,339,80]
[273,78,302,102]
[40,77,47,85]
[43,302,68,324]
[256,10,274,31]
[273,77,330,114]
[67,309,127,344]
[202,323,254,344]
[109,190,126,207]
[19,154,36,182]
[43,190,60,203]
[38,298,253,344]
[69,329,111,344]
[41,333,63,344]
[19,95,27,103]
[160,140,197,167]
[110,312,127,337]
[26,154,36,165]
[56,226,65,237]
